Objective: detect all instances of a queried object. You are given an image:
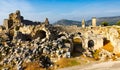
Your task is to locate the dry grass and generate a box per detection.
[23,61,56,70]
[93,49,101,60]
[115,53,120,57]
[73,38,82,43]
[23,61,45,70]
[93,42,120,61]
[102,42,120,58]
[102,42,114,52]
[55,58,80,68]
[56,55,95,69]
[93,42,114,60]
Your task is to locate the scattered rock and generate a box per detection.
[1,10,120,70]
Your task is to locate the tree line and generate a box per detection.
[101,20,120,26]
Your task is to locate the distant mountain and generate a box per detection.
[53,16,120,26]
[53,19,81,26]
[87,16,120,26]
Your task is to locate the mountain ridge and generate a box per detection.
[53,16,120,26]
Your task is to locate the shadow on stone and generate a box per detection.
[72,38,85,57]
[16,32,32,41]
[103,37,110,45]
[34,30,46,39]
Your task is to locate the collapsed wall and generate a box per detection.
[1,10,120,54]
[15,25,51,41]
[2,10,52,41]
[1,10,120,69]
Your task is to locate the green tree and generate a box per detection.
[101,22,109,26]
[116,20,120,26]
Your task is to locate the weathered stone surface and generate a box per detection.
[44,18,49,25]
[98,49,113,61]
[3,10,22,29]
[1,10,120,69]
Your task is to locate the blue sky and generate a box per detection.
[0,0,120,24]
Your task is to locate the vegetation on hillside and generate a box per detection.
[116,20,120,26]
[101,22,109,26]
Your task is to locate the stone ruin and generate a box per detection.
[0,10,75,69]
[0,10,120,69]
[3,10,22,29]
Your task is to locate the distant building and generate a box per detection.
[81,19,85,28]
[92,17,96,27]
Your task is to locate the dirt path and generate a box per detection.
[58,61,120,70]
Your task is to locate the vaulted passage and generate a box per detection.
[73,38,84,53]
[103,38,110,45]
[71,37,85,57]
[16,32,32,41]
[34,30,46,39]
[88,40,94,48]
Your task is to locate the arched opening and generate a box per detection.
[88,40,94,48]
[103,38,113,52]
[22,34,32,41]
[103,37,110,45]
[72,37,85,57]
[58,34,66,38]
[77,32,81,36]
[34,30,46,39]
[16,32,32,41]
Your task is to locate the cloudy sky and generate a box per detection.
[0,0,120,24]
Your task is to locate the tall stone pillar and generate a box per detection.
[81,19,85,28]
[3,19,9,29]
[92,17,96,27]
[44,18,49,25]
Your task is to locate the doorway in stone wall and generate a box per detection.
[34,30,46,39]
[72,37,85,57]
[103,37,110,45]
[103,37,113,52]
[88,40,94,49]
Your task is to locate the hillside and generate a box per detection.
[53,19,81,26]
[87,16,120,26]
[54,16,120,26]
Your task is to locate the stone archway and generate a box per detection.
[73,37,85,53]
[103,37,110,45]
[16,32,32,41]
[88,40,94,48]
[34,30,46,39]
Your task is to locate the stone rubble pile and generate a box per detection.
[98,49,113,61]
[1,10,120,69]
[0,31,75,69]
[0,10,77,69]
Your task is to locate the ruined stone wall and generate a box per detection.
[3,10,22,29]
[54,25,83,33]
[14,24,51,41]
[2,10,120,69]
[107,27,120,53]
[9,10,21,24]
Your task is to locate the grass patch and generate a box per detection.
[102,42,114,52]
[56,58,80,68]
[73,38,82,43]
[115,53,120,57]
[93,49,101,60]
[23,61,45,70]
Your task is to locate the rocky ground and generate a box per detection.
[1,10,120,70]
